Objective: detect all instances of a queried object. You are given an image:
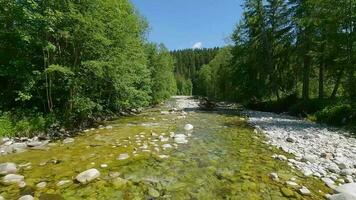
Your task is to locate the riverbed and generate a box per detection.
[0,97,331,199]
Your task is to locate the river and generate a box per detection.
[0,96,330,199]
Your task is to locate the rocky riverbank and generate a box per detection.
[243,110,356,199]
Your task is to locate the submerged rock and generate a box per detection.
[76,168,100,184]
[18,195,34,200]
[299,186,311,196]
[184,124,194,131]
[3,174,24,185]
[57,180,72,187]
[118,153,130,160]
[36,181,47,189]
[0,162,17,174]
[63,138,74,144]
[269,173,279,181]
[148,188,160,198]
[174,134,188,144]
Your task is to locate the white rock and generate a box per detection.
[57,180,72,187]
[0,195,4,200]
[184,124,194,131]
[322,177,336,189]
[75,168,100,184]
[118,153,130,160]
[3,174,24,185]
[105,125,113,129]
[299,186,311,195]
[286,181,298,187]
[36,181,47,189]
[100,164,108,168]
[63,138,74,144]
[18,195,34,200]
[174,134,188,144]
[269,172,279,181]
[158,155,169,159]
[0,162,17,174]
[162,144,172,149]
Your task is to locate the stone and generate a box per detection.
[76,168,100,184]
[3,174,24,185]
[162,144,172,149]
[341,169,356,176]
[322,177,336,189]
[36,181,47,189]
[100,164,108,168]
[329,164,341,173]
[269,172,279,181]
[328,193,356,200]
[0,162,17,174]
[57,180,72,187]
[118,153,129,160]
[334,183,356,197]
[286,137,295,143]
[184,124,194,131]
[0,195,4,200]
[299,186,311,196]
[63,138,74,144]
[112,177,128,188]
[281,187,295,197]
[18,195,34,200]
[274,154,287,161]
[148,188,160,198]
[174,134,188,144]
[286,181,299,187]
[106,125,113,129]
[321,152,334,160]
[158,155,169,159]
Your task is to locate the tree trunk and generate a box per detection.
[302,55,311,100]
[330,69,344,99]
[318,62,324,99]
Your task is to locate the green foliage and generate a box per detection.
[0,0,179,136]
[315,104,353,126]
[0,113,15,137]
[171,48,219,95]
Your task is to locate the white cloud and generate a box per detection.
[192,42,203,49]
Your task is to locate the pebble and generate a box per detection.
[63,138,75,144]
[100,164,108,168]
[57,180,72,187]
[184,124,194,131]
[118,153,130,160]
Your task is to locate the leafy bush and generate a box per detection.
[288,99,335,117]
[315,104,353,126]
[0,113,15,137]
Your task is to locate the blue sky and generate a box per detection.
[130,0,244,50]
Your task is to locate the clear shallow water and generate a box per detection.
[0,99,330,199]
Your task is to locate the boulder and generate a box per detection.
[75,169,100,184]
[0,162,17,174]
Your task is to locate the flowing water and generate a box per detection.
[0,97,330,199]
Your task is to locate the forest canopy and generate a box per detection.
[0,0,176,136]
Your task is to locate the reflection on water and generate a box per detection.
[0,100,330,199]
